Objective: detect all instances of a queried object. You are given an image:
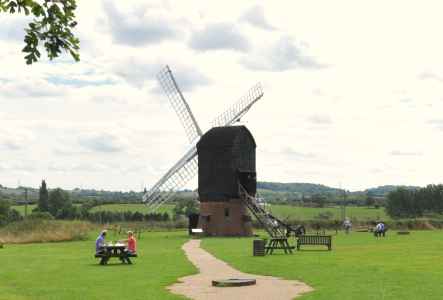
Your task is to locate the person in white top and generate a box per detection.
[343,218,352,234]
[374,222,386,237]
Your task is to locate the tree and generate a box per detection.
[38,179,49,212]
[48,187,71,217]
[0,199,10,215]
[365,194,375,208]
[311,193,327,208]
[386,188,422,218]
[0,0,79,64]
[0,199,22,225]
[173,199,199,218]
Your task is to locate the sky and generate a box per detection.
[1,0,443,192]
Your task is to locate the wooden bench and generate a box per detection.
[297,235,332,250]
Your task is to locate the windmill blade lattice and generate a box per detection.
[144,148,198,212]
[157,65,203,143]
[211,83,263,127]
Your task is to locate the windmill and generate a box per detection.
[144,66,306,242]
[143,66,263,214]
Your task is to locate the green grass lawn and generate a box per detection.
[202,230,443,300]
[0,231,195,300]
[89,203,175,215]
[2,227,443,299]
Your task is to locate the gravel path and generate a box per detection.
[168,239,313,300]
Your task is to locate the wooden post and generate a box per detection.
[24,188,28,217]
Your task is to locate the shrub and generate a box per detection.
[28,211,54,220]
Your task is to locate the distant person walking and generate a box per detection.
[374,222,386,237]
[343,218,352,234]
[95,230,107,254]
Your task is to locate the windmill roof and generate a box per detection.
[197,126,256,149]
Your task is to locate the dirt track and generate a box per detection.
[168,239,313,300]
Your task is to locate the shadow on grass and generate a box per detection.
[296,249,332,252]
[89,263,135,267]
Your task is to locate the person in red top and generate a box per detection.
[119,231,137,264]
[126,231,137,254]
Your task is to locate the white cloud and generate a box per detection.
[189,23,250,52]
[111,57,211,90]
[0,14,32,43]
[78,132,127,153]
[241,36,324,71]
[240,5,276,31]
[307,114,333,125]
[427,119,443,130]
[1,78,64,98]
[390,151,423,156]
[418,71,443,83]
[102,0,182,47]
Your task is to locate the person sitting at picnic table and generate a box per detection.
[118,231,137,264]
[95,230,107,254]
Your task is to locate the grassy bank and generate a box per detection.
[202,230,443,300]
[0,220,94,244]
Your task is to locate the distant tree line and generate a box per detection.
[386,185,443,218]
[31,180,173,223]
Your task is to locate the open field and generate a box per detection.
[202,230,443,300]
[89,203,175,215]
[11,204,174,216]
[0,231,195,300]
[268,205,391,221]
[11,204,37,215]
[88,203,389,221]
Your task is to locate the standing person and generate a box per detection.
[380,222,386,237]
[119,231,137,264]
[95,230,107,253]
[343,218,352,234]
[374,222,385,237]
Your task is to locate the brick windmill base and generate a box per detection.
[198,199,252,236]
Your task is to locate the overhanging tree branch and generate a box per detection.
[0,0,79,64]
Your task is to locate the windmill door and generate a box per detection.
[237,170,257,196]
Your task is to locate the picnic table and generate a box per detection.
[95,243,137,265]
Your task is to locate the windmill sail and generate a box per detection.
[211,83,263,127]
[157,65,203,143]
[143,66,264,211]
[143,147,198,211]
